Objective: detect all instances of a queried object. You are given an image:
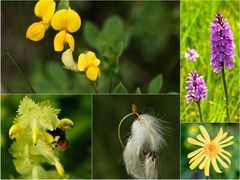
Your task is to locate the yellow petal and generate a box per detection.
[26,21,47,41]
[216,154,229,168]
[32,128,39,145]
[187,148,204,158]
[78,53,88,71]
[199,156,209,170]
[219,136,234,145]
[54,159,64,176]
[86,65,100,81]
[66,9,81,33]
[189,153,205,170]
[54,30,65,51]
[54,31,74,52]
[187,138,205,147]
[219,141,234,148]
[65,33,75,51]
[61,49,77,71]
[214,131,228,144]
[189,150,204,164]
[220,148,231,157]
[87,51,100,65]
[51,9,81,33]
[204,157,211,176]
[9,123,21,139]
[34,0,56,23]
[211,157,222,173]
[218,152,231,165]
[199,125,211,143]
[196,134,206,143]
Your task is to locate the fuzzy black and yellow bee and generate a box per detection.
[46,118,74,151]
[47,128,69,151]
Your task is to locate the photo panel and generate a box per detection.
[1,0,179,94]
[93,95,180,179]
[180,0,239,122]
[181,123,239,179]
[1,95,91,179]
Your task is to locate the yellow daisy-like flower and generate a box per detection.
[187,125,234,177]
[51,8,81,52]
[78,51,100,81]
[26,0,56,41]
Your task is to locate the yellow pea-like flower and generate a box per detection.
[34,0,56,24]
[86,65,100,81]
[26,0,56,41]
[51,8,81,52]
[78,51,100,81]
[26,21,48,41]
[51,9,81,33]
[61,49,78,71]
[54,30,74,51]
[78,51,100,71]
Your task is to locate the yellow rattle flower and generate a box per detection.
[26,0,56,41]
[51,8,81,52]
[78,51,100,81]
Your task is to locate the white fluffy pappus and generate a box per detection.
[123,114,166,179]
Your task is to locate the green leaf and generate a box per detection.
[148,74,163,93]
[57,0,70,10]
[113,83,128,93]
[102,16,124,42]
[83,21,100,49]
[135,87,142,94]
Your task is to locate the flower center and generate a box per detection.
[204,142,219,157]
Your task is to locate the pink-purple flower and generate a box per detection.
[186,70,208,104]
[210,13,235,73]
[185,48,199,62]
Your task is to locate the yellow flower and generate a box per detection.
[51,8,81,52]
[78,51,100,81]
[26,0,56,41]
[61,49,78,71]
[54,158,64,176]
[187,125,234,177]
[9,123,21,139]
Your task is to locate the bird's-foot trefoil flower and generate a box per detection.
[51,8,81,52]
[26,0,56,41]
[78,51,101,81]
[9,96,73,178]
[185,48,199,62]
[186,70,207,122]
[118,104,166,179]
[61,48,78,71]
[187,125,234,177]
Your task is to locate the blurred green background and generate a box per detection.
[180,1,240,122]
[1,0,179,93]
[93,95,180,178]
[181,123,240,179]
[1,95,91,179]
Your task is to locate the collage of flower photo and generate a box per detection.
[1,0,239,180]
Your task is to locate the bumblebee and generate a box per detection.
[47,128,69,151]
[46,118,74,151]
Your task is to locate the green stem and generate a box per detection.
[197,101,203,122]
[90,81,99,93]
[221,66,230,121]
[7,52,35,93]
